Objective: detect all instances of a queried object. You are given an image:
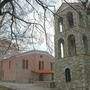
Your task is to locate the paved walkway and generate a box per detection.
[0,82,55,90]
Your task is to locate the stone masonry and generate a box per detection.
[54,3,90,90]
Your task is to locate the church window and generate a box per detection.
[50,62,53,71]
[65,68,71,82]
[22,59,28,69]
[39,61,44,70]
[22,59,25,69]
[79,12,84,25]
[68,35,76,56]
[58,39,64,58]
[9,61,11,69]
[83,35,88,54]
[67,12,74,27]
[58,17,63,32]
[26,60,28,69]
[39,61,42,70]
[42,61,44,70]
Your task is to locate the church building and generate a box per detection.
[54,3,90,90]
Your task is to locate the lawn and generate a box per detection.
[0,86,14,90]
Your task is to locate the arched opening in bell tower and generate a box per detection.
[58,17,63,32]
[58,39,64,58]
[83,35,88,54]
[67,12,74,27]
[68,35,76,56]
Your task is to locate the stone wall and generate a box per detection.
[54,3,90,90]
[55,55,90,90]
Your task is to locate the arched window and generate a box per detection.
[83,35,88,54]
[39,61,44,70]
[9,61,11,69]
[67,12,74,27]
[65,68,71,82]
[58,17,63,32]
[68,35,76,56]
[79,12,84,25]
[58,39,64,58]
[26,60,28,69]
[22,59,25,69]
[39,61,42,70]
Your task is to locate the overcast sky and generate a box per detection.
[21,0,80,56]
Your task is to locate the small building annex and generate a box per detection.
[0,50,54,82]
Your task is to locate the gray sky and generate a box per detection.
[19,0,79,55]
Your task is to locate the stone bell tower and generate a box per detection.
[54,3,90,90]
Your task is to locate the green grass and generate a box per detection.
[0,86,14,90]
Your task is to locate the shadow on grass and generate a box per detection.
[0,86,15,90]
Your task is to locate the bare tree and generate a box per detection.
[0,0,57,55]
[0,0,89,55]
